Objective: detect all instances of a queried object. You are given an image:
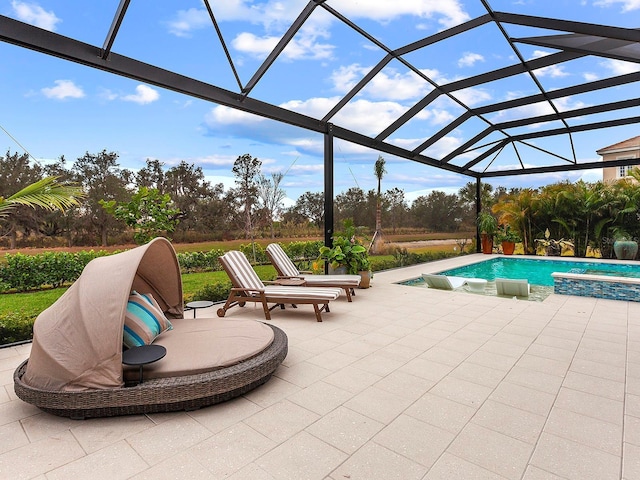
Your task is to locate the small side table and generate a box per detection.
[122,344,166,384]
[185,300,214,318]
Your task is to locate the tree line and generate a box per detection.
[1,149,509,249]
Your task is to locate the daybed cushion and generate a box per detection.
[123,317,275,381]
[123,291,173,348]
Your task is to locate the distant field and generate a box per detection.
[0,232,473,257]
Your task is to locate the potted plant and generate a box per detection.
[496,224,521,255]
[477,212,498,254]
[612,228,638,260]
[354,248,372,288]
[318,220,371,283]
[535,228,574,256]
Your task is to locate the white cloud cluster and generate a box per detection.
[530,50,570,78]
[41,80,84,100]
[166,7,211,38]
[232,29,334,61]
[601,59,640,75]
[11,0,60,31]
[122,85,160,105]
[594,0,640,11]
[339,0,470,29]
[167,0,470,60]
[458,52,484,68]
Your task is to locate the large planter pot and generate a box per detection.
[614,240,638,260]
[328,265,347,275]
[501,241,515,255]
[358,270,371,289]
[480,234,493,254]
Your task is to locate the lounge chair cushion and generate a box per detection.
[127,318,275,381]
[422,273,467,290]
[123,291,173,348]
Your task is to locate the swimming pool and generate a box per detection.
[434,256,640,286]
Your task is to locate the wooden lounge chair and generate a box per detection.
[496,278,530,297]
[218,250,342,322]
[421,273,468,290]
[266,243,361,301]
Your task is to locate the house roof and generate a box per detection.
[0,1,639,180]
[597,135,640,155]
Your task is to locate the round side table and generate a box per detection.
[122,344,166,384]
[185,300,214,318]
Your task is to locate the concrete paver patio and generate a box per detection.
[2,254,640,479]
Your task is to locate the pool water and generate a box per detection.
[401,256,640,302]
[435,257,640,286]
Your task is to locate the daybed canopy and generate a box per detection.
[23,237,183,391]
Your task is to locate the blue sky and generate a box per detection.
[0,0,639,207]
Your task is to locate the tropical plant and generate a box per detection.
[318,220,370,274]
[101,187,182,244]
[535,228,574,256]
[371,155,386,253]
[0,176,83,218]
[492,188,537,254]
[477,211,498,235]
[496,224,521,243]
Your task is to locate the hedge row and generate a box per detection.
[0,241,326,293]
[0,246,460,344]
[0,250,113,292]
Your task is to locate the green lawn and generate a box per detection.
[0,265,280,316]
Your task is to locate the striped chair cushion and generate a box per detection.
[221,251,265,290]
[262,286,342,300]
[124,291,173,348]
[300,274,361,286]
[266,243,300,277]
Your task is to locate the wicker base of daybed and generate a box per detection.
[14,324,287,419]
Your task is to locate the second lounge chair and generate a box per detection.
[266,243,361,301]
[218,250,342,322]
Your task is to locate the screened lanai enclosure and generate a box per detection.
[0,0,638,245]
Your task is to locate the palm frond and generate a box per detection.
[0,176,84,217]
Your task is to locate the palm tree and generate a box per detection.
[0,176,84,217]
[371,155,386,253]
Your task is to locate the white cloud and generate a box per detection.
[41,80,84,100]
[330,64,442,100]
[11,1,60,31]
[122,85,160,105]
[232,32,280,57]
[166,7,211,37]
[458,52,484,68]
[600,59,640,75]
[231,30,334,60]
[594,0,640,12]
[490,96,588,127]
[196,155,237,167]
[583,72,599,81]
[289,164,324,174]
[453,87,492,107]
[171,0,470,32]
[530,50,570,78]
[167,0,470,61]
[339,0,470,29]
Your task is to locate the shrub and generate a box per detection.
[0,310,37,344]
[177,249,225,273]
[190,280,233,303]
[239,242,268,264]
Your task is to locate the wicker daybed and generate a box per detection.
[13,238,287,419]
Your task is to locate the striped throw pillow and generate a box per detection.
[123,291,173,348]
